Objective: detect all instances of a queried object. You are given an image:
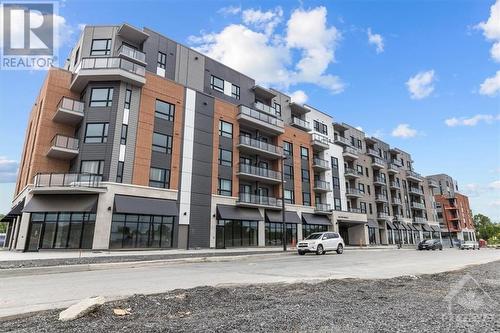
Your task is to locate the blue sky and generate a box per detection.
[0,0,499,220]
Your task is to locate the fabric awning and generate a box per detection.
[114,195,178,216]
[430,225,441,232]
[396,223,406,230]
[265,211,301,224]
[409,224,418,231]
[412,224,422,231]
[23,195,98,213]
[386,221,395,230]
[302,213,332,226]
[217,205,262,221]
[422,224,433,232]
[403,223,412,230]
[367,219,379,228]
[1,199,25,221]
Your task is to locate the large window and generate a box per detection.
[283,141,293,156]
[313,120,328,135]
[302,224,328,239]
[331,157,338,168]
[152,133,172,154]
[210,75,224,92]
[218,178,232,196]
[157,52,167,69]
[301,169,310,182]
[218,148,232,166]
[231,84,240,99]
[31,212,95,249]
[124,89,132,109]
[120,124,128,145]
[84,123,109,143]
[265,222,297,246]
[218,220,258,247]
[110,214,174,249]
[219,120,233,138]
[155,99,175,121]
[90,39,111,56]
[116,161,124,183]
[284,164,294,179]
[368,227,377,244]
[89,88,113,107]
[300,147,309,160]
[81,160,104,177]
[149,167,170,188]
[284,189,294,204]
[303,192,311,206]
[334,198,341,211]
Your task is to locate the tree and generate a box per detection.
[474,213,500,244]
[0,214,6,233]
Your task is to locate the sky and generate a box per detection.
[0,0,499,220]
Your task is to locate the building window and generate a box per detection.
[360,202,367,214]
[334,198,342,211]
[368,227,376,244]
[74,47,79,66]
[231,84,240,99]
[303,192,311,206]
[313,120,328,135]
[124,89,132,109]
[149,167,170,188]
[157,52,167,69]
[219,120,233,138]
[218,178,232,196]
[89,88,113,107]
[120,124,128,145]
[369,203,373,214]
[155,99,175,122]
[265,222,297,246]
[301,169,310,182]
[332,177,340,188]
[90,39,111,56]
[81,160,104,177]
[84,123,109,143]
[116,161,124,183]
[358,183,365,194]
[210,75,224,93]
[283,141,293,156]
[300,147,309,160]
[152,133,172,154]
[350,136,355,146]
[365,168,369,177]
[356,165,364,175]
[367,185,371,195]
[302,224,328,239]
[274,103,281,116]
[357,139,362,149]
[331,157,338,168]
[218,220,258,247]
[284,165,294,179]
[218,148,232,166]
[110,214,174,249]
[284,190,294,204]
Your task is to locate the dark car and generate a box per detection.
[417,239,443,251]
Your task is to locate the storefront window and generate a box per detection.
[368,227,376,244]
[218,220,258,247]
[110,214,174,249]
[265,222,298,246]
[302,224,328,239]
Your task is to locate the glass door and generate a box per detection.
[216,224,225,249]
[26,223,43,252]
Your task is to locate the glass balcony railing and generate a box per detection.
[315,203,332,212]
[51,134,79,150]
[377,212,390,219]
[388,164,399,172]
[367,148,379,156]
[76,57,146,76]
[390,181,401,189]
[291,116,311,129]
[313,157,330,169]
[238,105,284,128]
[238,136,283,155]
[375,194,388,201]
[254,101,278,117]
[238,164,281,181]
[413,217,427,223]
[58,97,84,114]
[409,187,424,195]
[334,135,350,145]
[411,202,426,209]
[348,208,364,214]
[237,193,282,207]
[374,176,387,184]
[345,168,361,177]
[372,157,386,166]
[33,173,102,188]
[118,44,146,63]
[391,198,402,205]
[343,146,359,157]
[406,170,423,181]
[311,133,329,146]
[346,188,362,196]
[314,180,331,191]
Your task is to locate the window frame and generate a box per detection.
[300,147,309,160]
[231,84,240,100]
[89,87,113,107]
[218,178,232,196]
[84,123,109,143]
[210,75,224,93]
[218,148,233,167]
[283,141,293,156]
[90,39,111,56]
[218,120,233,138]
[149,167,170,188]
[152,132,173,154]
[157,51,167,69]
[124,89,132,110]
[154,99,175,122]
[80,160,104,177]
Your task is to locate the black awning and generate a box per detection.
[402,224,412,231]
[408,224,417,231]
[430,225,441,232]
[396,223,406,230]
[114,195,178,216]
[24,195,98,213]
[386,221,395,229]
[367,219,379,228]
[302,213,332,226]
[217,205,262,221]
[413,224,422,231]
[422,224,433,232]
[2,199,25,221]
[265,211,301,224]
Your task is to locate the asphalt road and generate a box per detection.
[0,248,499,318]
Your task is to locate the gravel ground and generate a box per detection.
[3,261,499,333]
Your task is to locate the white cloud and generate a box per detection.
[463,183,483,197]
[445,114,500,127]
[479,70,500,96]
[475,0,500,62]
[355,126,363,132]
[491,42,500,62]
[0,157,18,183]
[391,124,418,138]
[489,180,500,190]
[367,28,384,53]
[370,129,385,139]
[218,6,242,16]
[491,200,500,207]
[289,90,308,104]
[189,6,344,94]
[406,70,436,99]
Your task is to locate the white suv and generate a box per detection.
[297,232,345,255]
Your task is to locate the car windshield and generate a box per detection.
[305,233,323,240]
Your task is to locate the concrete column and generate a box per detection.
[15,213,31,251]
[297,223,303,241]
[258,220,265,246]
[92,191,114,250]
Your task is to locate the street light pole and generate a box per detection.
[281,154,287,252]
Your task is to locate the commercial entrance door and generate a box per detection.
[216,225,225,249]
[339,224,349,245]
[26,223,42,252]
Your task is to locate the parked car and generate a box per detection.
[297,232,344,255]
[417,239,443,251]
[0,233,5,247]
[460,241,480,250]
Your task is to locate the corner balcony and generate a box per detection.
[32,172,105,194]
[367,149,379,157]
[428,179,438,188]
[311,133,330,151]
[375,194,388,203]
[372,157,386,169]
[237,136,283,160]
[406,170,423,182]
[346,188,363,198]
[409,187,424,196]
[313,180,332,193]
[236,164,281,184]
[333,135,350,146]
[53,97,84,125]
[391,198,402,206]
[236,193,282,209]
[411,202,426,210]
[254,101,279,117]
[315,203,332,214]
[237,105,284,135]
[344,168,361,179]
[71,57,146,92]
[389,181,401,190]
[342,146,359,161]
[312,157,331,171]
[47,135,79,160]
[291,116,311,131]
[387,164,399,174]
[117,44,146,65]
[373,176,387,186]
[289,102,310,115]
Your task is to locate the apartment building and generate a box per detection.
[1,23,470,251]
[427,174,476,243]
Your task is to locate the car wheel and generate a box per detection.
[298,251,305,255]
[316,245,324,255]
[439,246,443,250]
[336,244,344,254]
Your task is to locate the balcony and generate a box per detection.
[313,180,332,193]
[47,135,79,160]
[53,97,84,125]
[32,173,104,194]
[315,203,332,213]
[372,157,386,169]
[237,105,284,135]
[345,168,361,179]
[236,164,281,183]
[333,135,350,146]
[373,177,387,186]
[71,57,146,91]
[406,170,423,182]
[254,101,279,117]
[236,193,282,209]
[367,149,379,157]
[387,164,399,174]
[237,136,283,160]
[348,208,363,214]
[289,102,310,115]
[342,146,359,161]
[312,157,330,171]
[391,198,402,206]
[391,159,403,167]
[375,194,388,203]
[311,133,329,150]
[409,187,424,196]
[291,116,311,131]
[346,188,363,198]
[117,44,146,65]
[389,181,401,190]
[377,212,391,220]
[411,202,426,210]
[428,179,438,188]
[413,217,427,224]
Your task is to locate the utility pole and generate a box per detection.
[281,154,287,252]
